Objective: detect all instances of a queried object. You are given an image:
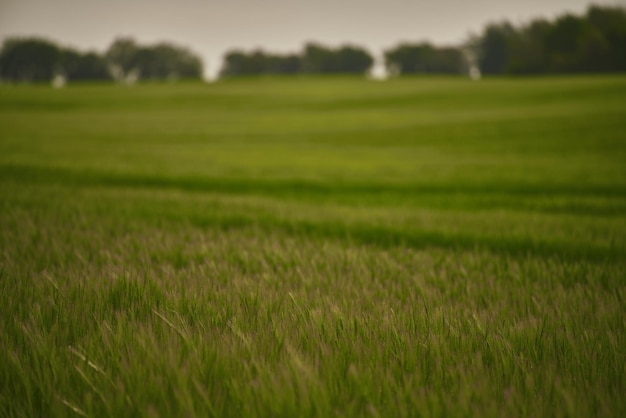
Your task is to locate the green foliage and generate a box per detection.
[478,23,517,74]
[61,49,112,82]
[0,37,61,82]
[384,43,467,75]
[302,43,374,74]
[220,50,302,77]
[0,76,625,417]
[0,36,203,84]
[220,43,373,77]
[475,5,626,74]
[106,37,204,82]
[105,37,140,80]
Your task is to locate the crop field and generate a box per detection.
[0,75,625,417]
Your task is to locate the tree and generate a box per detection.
[385,42,466,75]
[472,5,626,75]
[137,43,203,80]
[586,5,626,71]
[105,37,139,82]
[302,43,373,74]
[106,38,203,82]
[220,50,248,76]
[0,37,61,82]
[478,22,516,75]
[545,14,592,72]
[335,46,374,74]
[220,50,266,76]
[302,43,336,73]
[220,49,302,77]
[266,54,302,74]
[61,49,111,81]
[507,19,551,74]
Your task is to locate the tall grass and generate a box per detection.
[0,76,625,417]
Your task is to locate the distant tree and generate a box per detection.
[220,49,266,76]
[0,35,204,83]
[586,5,626,71]
[166,44,203,79]
[61,49,111,81]
[301,43,336,73]
[220,49,301,77]
[385,44,422,75]
[506,19,551,74]
[435,47,468,74]
[335,45,374,73]
[0,37,61,82]
[220,43,372,77]
[266,54,302,74]
[220,50,247,76]
[106,38,203,82]
[302,43,373,74]
[544,14,592,72]
[478,22,517,75]
[385,42,466,75]
[134,42,203,80]
[105,37,140,82]
[473,5,626,75]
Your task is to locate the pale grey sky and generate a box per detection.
[1,0,624,78]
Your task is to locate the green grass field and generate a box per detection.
[1,75,625,417]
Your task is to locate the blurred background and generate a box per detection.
[1,0,625,82]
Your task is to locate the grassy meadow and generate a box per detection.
[0,75,625,417]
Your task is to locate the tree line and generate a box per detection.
[0,37,204,83]
[220,43,375,77]
[219,41,469,78]
[0,5,624,83]
[220,5,626,77]
[473,5,626,74]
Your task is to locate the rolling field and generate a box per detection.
[1,75,625,417]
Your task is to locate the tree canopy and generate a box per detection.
[384,43,467,75]
[472,5,626,75]
[219,43,373,77]
[105,38,203,82]
[220,50,302,77]
[0,38,61,82]
[61,49,111,81]
[0,37,202,84]
[1,5,625,83]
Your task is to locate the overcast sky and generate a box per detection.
[1,0,624,78]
